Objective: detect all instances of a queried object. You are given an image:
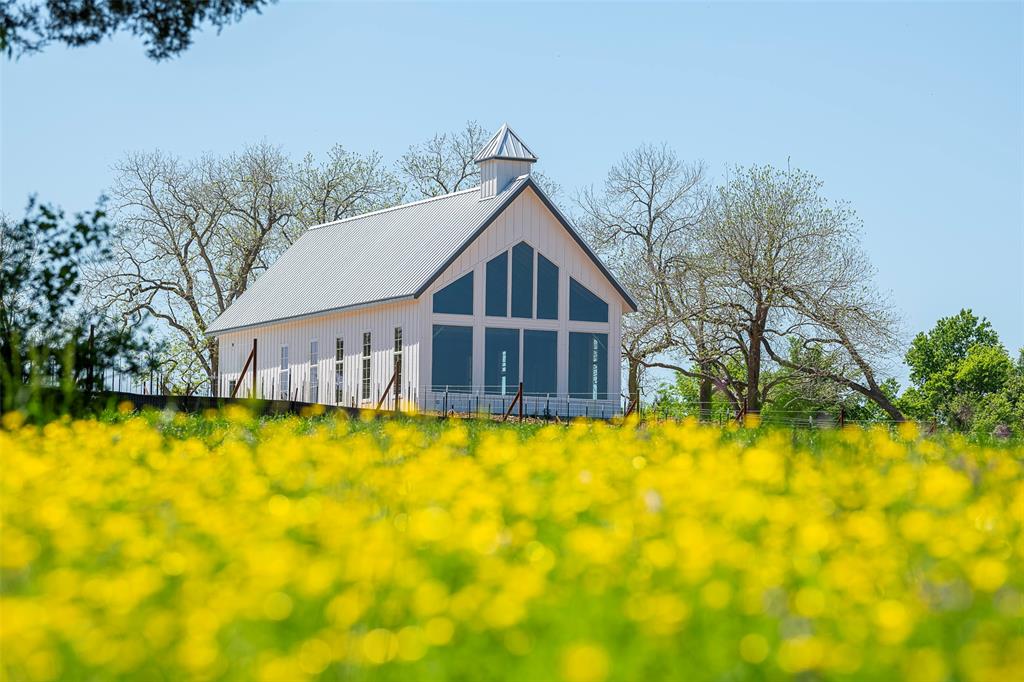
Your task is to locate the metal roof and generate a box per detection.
[207,177,636,335]
[473,123,538,163]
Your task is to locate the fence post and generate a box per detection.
[251,338,258,399]
[87,324,95,393]
[518,382,524,423]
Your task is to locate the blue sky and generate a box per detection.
[2,1,1021,381]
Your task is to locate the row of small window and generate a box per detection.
[431,325,609,400]
[276,329,402,403]
[433,242,609,323]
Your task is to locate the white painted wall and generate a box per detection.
[479,159,533,199]
[217,298,422,408]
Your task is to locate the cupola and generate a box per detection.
[474,123,537,199]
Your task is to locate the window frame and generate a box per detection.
[485,251,509,317]
[431,324,473,393]
[309,339,319,403]
[536,253,559,320]
[334,337,344,405]
[484,327,520,396]
[569,278,609,323]
[522,329,558,397]
[568,331,609,400]
[432,271,474,315]
[279,344,290,400]
[361,332,371,401]
[393,327,403,399]
[510,242,534,319]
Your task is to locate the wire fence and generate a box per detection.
[29,345,930,429]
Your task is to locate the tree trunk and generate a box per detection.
[627,357,641,406]
[698,364,713,422]
[746,331,762,414]
[865,385,905,423]
[209,343,219,398]
[745,306,769,414]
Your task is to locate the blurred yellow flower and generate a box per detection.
[0,413,1019,681]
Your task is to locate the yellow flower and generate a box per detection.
[561,642,610,682]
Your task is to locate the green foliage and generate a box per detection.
[0,197,156,417]
[905,309,1000,405]
[650,373,734,422]
[903,309,1022,436]
[1,0,270,60]
[652,337,903,426]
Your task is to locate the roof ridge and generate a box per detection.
[306,185,482,232]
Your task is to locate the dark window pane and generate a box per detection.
[569,278,608,323]
[433,272,473,315]
[432,325,473,392]
[511,242,534,318]
[485,328,520,395]
[536,254,558,320]
[485,252,508,317]
[568,332,608,400]
[523,330,557,396]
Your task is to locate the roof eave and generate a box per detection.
[206,294,417,337]
[475,154,538,163]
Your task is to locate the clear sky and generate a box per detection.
[2,1,1021,382]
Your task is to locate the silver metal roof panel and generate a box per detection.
[207,176,637,335]
[473,123,538,163]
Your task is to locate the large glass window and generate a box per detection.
[569,332,608,400]
[334,338,344,404]
[309,340,319,403]
[536,254,558,320]
[511,242,534,318]
[485,328,520,396]
[523,330,557,396]
[569,278,609,323]
[279,345,290,400]
[361,332,371,400]
[485,252,508,317]
[433,272,473,315]
[432,325,473,392]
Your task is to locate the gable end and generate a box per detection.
[413,178,638,312]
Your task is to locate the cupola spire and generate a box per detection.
[475,123,536,198]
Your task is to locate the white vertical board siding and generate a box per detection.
[479,160,532,199]
[420,187,626,404]
[217,298,423,406]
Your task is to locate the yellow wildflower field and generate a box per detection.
[1,409,1022,681]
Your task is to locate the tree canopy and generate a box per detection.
[1,0,270,60]
[901,309,1021,433]
[1,197,152,414]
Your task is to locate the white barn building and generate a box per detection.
[207,124,637,417]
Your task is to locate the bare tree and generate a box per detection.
[401,120,563,202]
[575,144,718,412]
[91,142,400,393]
[400,121,488,198]
[293,145,404,236]
[698,164,904,419]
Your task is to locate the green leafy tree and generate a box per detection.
[904,309,1020,434]
[905,309,998,415]
[0,197,153,415]
[1,0,270,60]
[906,309,999,400]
